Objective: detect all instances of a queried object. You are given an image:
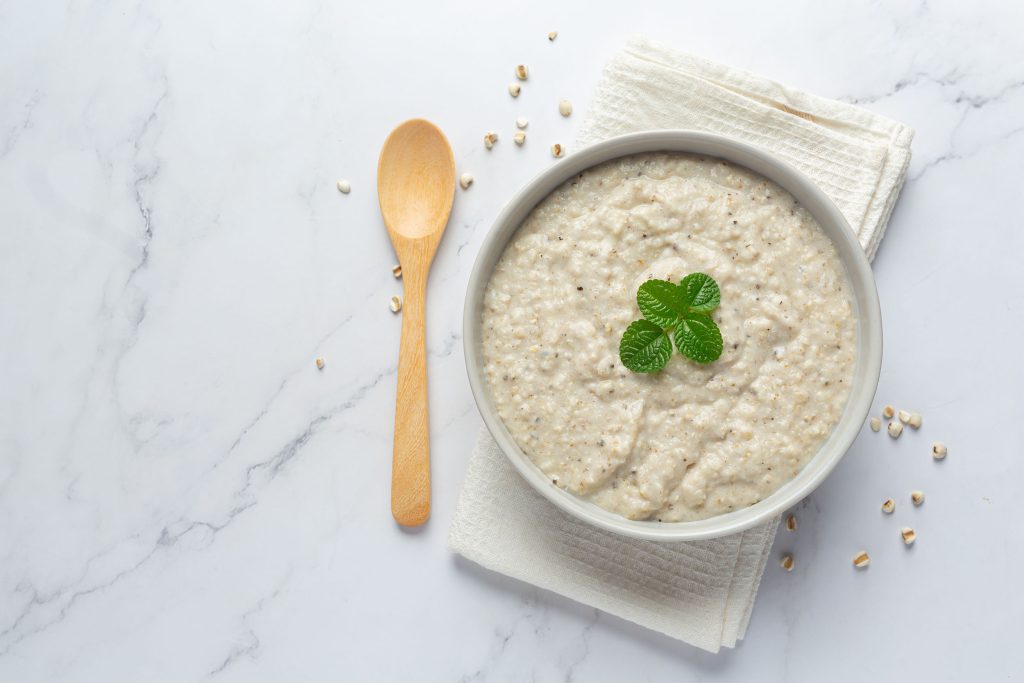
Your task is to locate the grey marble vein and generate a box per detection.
[205,580,289,678]
[564,610,600,683]
[0,91,41,161]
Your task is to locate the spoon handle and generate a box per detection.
[391,271,430,526]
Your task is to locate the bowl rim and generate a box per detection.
[462,130,882,541]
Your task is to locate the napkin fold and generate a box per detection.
[449,36,913,652]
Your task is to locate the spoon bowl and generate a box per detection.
[379,121,456,241]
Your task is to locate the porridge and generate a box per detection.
[480,152,857,522]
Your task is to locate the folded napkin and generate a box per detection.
[449,36,913,653]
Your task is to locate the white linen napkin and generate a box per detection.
[449,36,913,653]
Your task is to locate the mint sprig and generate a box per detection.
[619,273,724,373]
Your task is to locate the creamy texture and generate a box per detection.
[481,152,857,522]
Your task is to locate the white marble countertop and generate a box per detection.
[2,1,1023,680]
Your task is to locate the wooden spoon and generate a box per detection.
[377,119,455,526]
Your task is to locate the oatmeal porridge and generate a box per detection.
[481,152,856,522]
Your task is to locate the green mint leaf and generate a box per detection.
[619,271,725,373]
[619,319,672,373]
[673,312,723,364]
[680,272,721,313]
[636,279,686,327]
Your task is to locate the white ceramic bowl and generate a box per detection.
[463,131,882,541]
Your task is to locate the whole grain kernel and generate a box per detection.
[515,64,529,80]
[932,442,947,460]
[389,295,402,313]
[901,527,916,545]
[908,413,922,429]
[508,83,521,98]
[459,173,474,190]
[882,405,895,419]
[548,31,558,41]
[315,356,325,370]
[780,554,794,571]
[392,264,402,278]
[785,514,797,531]
[881,498,895,514]
[551,143,564,158]
[514,131,526,146]
[515,117,529,129]
[336,179,351,194]
[887,421,903,438]
[853,551,870,568]
[869,417,881,432]
[558,99,573,117]
[484,132,498,150]
[898,409,911,424]
[911,490,925,506]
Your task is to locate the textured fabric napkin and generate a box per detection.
[449,36,913,653]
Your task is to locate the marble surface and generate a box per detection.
[1,1,1022,680]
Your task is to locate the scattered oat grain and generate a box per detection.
[551,143,564,158]
[459,173,474,190]
[515,64,529,80]
[853,551,870,568]
[932,442,947,460]
[548,31,558,41]
[898,409,911,424]
[336,179,351,194]
[888,421,903,438]
[785,514,797,531]
[901,527,916,545]
[389,295,402,313]
[484,132,498,150]
[558,99,573,117]
[870,417,881,432]
[516,117,529,129]
[911,490,925,506]
[881,498,895,514]
[392,264,402,278]
[315,356,325,370]
[780,554,794,571]
[883,405,895,419]
[514,131,526,146]
[908,412,922,429]
[508,83,521,98]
